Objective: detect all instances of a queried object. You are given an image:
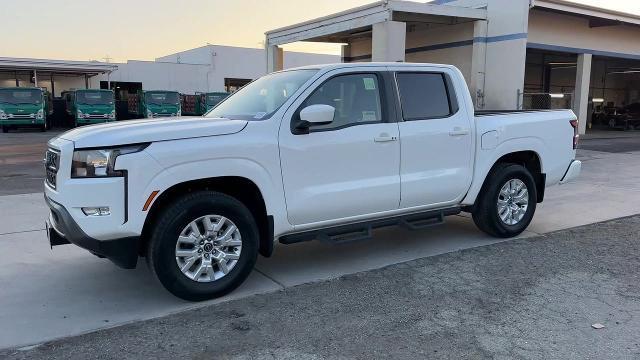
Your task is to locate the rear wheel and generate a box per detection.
[146,191,259,301]
[472,163,537,238]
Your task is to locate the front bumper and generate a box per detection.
[45,195,139,269]
[560,160,581,184]
[0,118,44,125]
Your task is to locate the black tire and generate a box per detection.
[146,191,259,301]
[472,163,537,238]
[1,126,7,133]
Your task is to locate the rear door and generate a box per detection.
[278,68,401,226]
[390,67,474,209]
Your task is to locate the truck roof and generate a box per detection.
[284,62,459,72]
[0,87,44,91]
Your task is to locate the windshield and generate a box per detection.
[145,92,179,105]
[0,89,42,105]
[76,91,113,105]
[205,69,318,120]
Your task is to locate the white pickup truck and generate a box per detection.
[44,63,581,300]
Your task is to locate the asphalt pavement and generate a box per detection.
[2,215,639,359]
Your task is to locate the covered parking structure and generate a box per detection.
[265,0,640,135]
[0,57,117,97]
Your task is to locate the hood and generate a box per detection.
[59,116,247,148]
[77,103,114,114]
[0,103,42,114]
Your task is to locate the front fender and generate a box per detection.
[137,157,289,235]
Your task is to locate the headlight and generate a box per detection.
[147,110,153,118]
[109,110,116,120]
[0,110,6,120]
[77,110,84,119]
[71,144,149,178]
[36,109,44,119]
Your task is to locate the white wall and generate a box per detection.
[155,45,338,92]
[528,9,640,58]
[98,60,210,94]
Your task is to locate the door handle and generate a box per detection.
[374,134,398,143]
[449,127,470,136]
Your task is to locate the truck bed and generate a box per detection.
[475,109,569,117]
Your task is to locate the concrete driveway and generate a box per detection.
[1,134,640,349]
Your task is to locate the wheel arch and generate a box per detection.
[463,141,546,206]
[140,176,274,258]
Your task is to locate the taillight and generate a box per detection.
[570,119,579,149]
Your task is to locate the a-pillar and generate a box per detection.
[372,21,406,62]
[266,45,284,73]
[573,53,592,135]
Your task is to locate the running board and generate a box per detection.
[279,207,460,245]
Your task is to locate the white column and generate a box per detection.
[372,21,406,62]
[470,20,488,109]
[574,53,592,135]
[266,44,284,73]
[341,44,352,63]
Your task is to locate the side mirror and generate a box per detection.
[300,104,335,125]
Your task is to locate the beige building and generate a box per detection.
[265,0,640,134]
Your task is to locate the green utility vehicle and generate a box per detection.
[63,89,116,127]
[0,87,51,133]
[181,92,229,116]
[201,92,229,113]
[129,90,181,118]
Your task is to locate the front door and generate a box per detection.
[279,70,401,226]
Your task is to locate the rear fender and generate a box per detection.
[462,137,545,205]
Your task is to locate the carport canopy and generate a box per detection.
[0,57,117,95]
[264,0,487,71]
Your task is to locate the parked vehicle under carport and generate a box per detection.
[606,103,640,130]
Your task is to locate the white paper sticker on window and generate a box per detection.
[362,111,377,121]
[363,78,376,90]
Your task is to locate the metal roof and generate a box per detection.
[532,0,640,27]
[266,0,487,46]
[0,57,117,75]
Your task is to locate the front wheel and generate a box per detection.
[472,163,537,238]
[146,191,259,301]
[1,126,7,133]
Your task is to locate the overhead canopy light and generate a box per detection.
[549,93,565,98]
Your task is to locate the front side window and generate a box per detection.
[396,73,453,120]
[301,73,383,131]
[206,70,318,121]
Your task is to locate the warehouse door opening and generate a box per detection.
[224,78,251,93]
[100,81,142,120]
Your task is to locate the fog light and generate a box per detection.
[82,207,111,216]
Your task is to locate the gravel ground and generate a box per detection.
[2,215,639,360]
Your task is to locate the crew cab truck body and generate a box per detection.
[44,63,581,301]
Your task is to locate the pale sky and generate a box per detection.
[1,0,638,62]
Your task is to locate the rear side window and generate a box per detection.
[396,73,454,120]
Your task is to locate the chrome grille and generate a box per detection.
[85,114,109,119]
[44,149,60,189]
[8,114,35,119]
